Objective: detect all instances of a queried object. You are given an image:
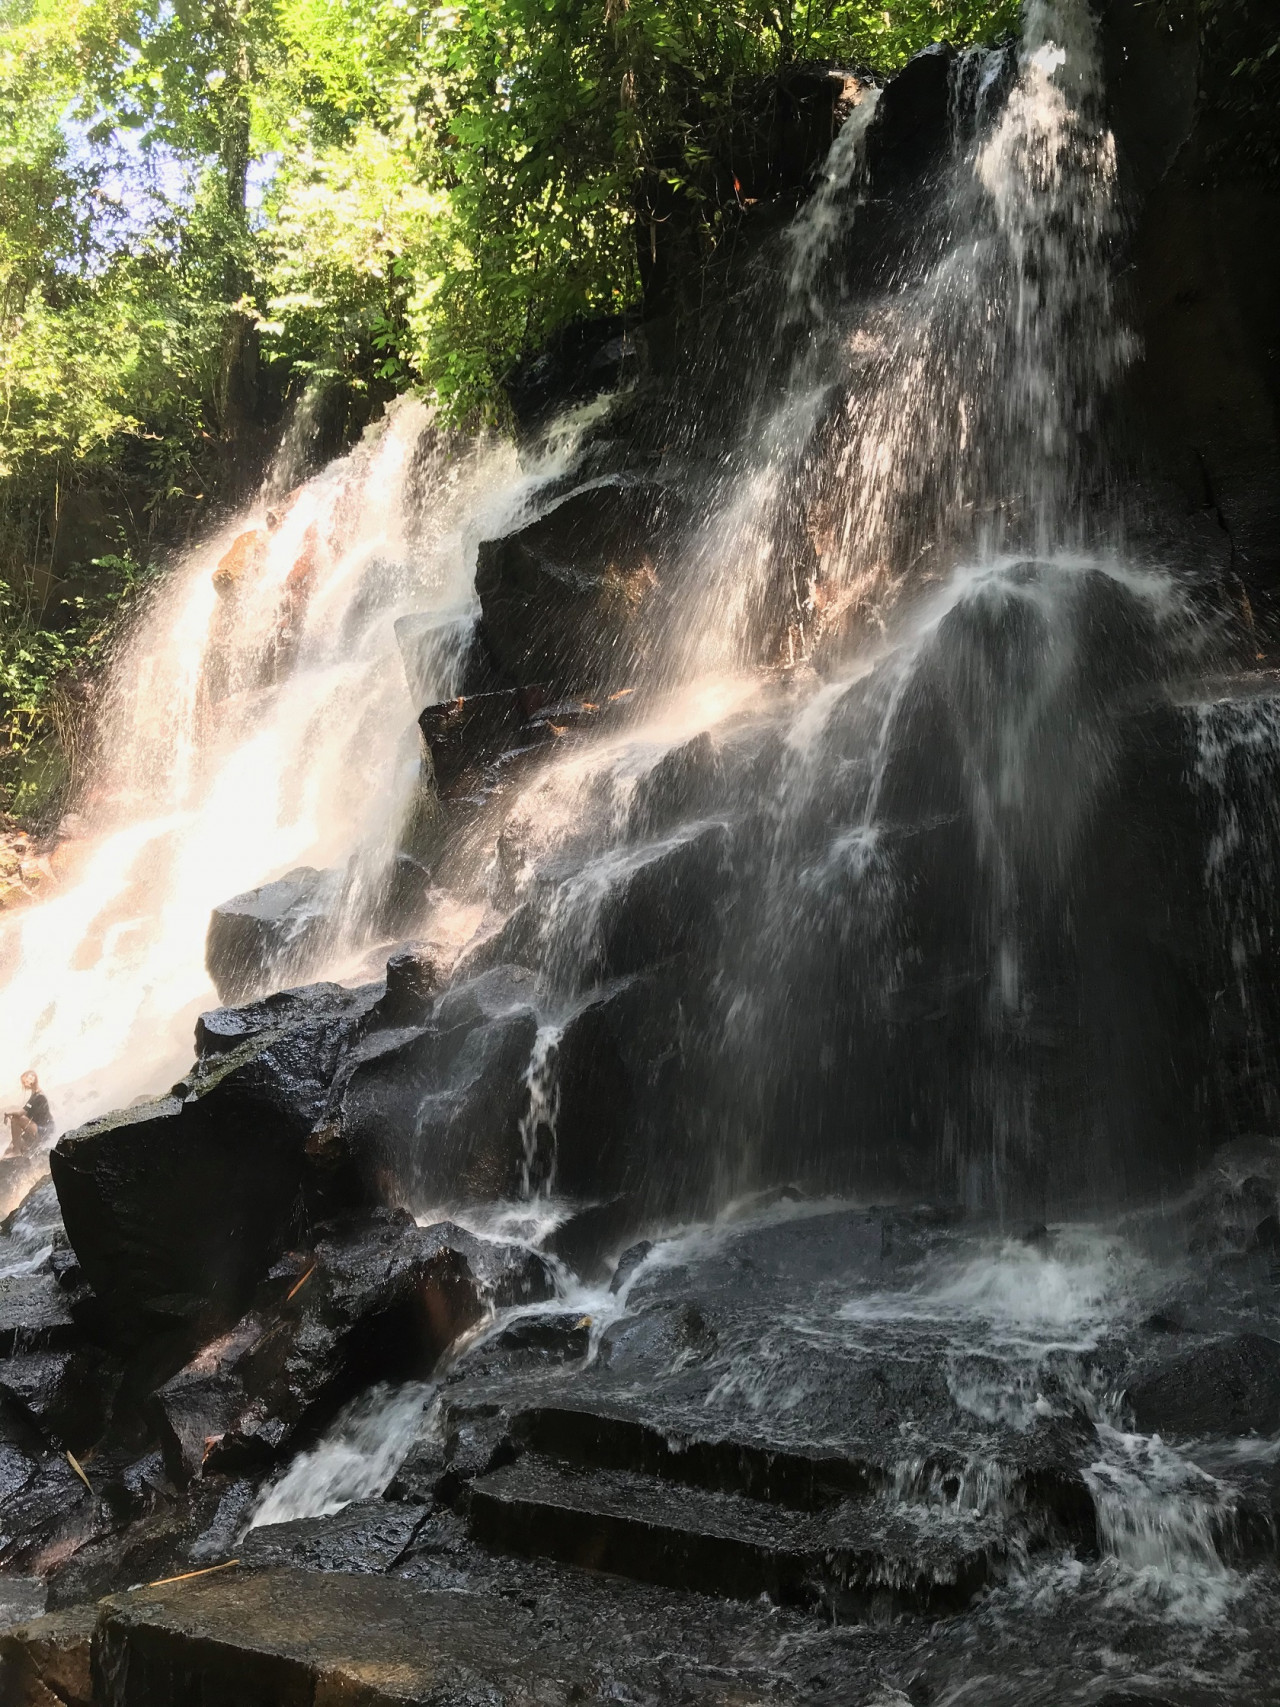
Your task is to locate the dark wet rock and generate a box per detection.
[1144,1310,1185,1335]
[193,979,373,1059]
[469,1452,996,1617]
[482,1312,592,1366]
[51,996,382,1354]
[0,1178,63,1247]
[0,1441,38,1508]
[533,990,643,1202]
[0,1276,78,1358]
[374,944,439,1026]
[626,733,724,840]
[543,1196,646,1283]
[239,1499,428,1574]
[865,41,956,181]
[340,969,541,1205]
[205,866,343,1005]
[522,820,731,994]
[474,476,677,692]
[1129,1333,1280,1438]
[610,1241,653,1295]
[0,1348,119,1455]
[0,1452,103,1576]
[41,1486,229,1613]
[0,1604,94,1704]
[393,611,494,706]
[505,314,637,430]
[86,1450,170,1529]
[0,1156,48,1225]
[417,685,548,794]
[1101,0,1280,612]
[48,1237,83,1297]
[51,1077,300,1351]
[89,1568,596,1707]
[152,1211,547,1484]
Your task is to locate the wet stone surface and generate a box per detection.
[2,1183,1280,1702]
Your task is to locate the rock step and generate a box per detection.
[4,1565,793,1706]
[468,1452,1001,1616]
[28,1568,597,1707]
[506,1401,1096,1542]
[510,1400,876,1507]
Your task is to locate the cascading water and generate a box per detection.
[0,402,586,1133]
[2,0,1279,1689]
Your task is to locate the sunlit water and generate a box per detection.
[0,0,1273,1672]
[0,404,595,1138]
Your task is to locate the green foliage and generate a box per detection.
[0,0,1020,815]
[1199,0,1280,182]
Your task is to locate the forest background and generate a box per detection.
[0,0,1273,819]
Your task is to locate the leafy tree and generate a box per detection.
[0,0,1022,818]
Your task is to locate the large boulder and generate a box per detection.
[1104,0,1280,614]
[1128,1333,1280,1438]
[150,1209,549,1483]
[339,966,541,1207]
[474,477,679,692]
[504,316,637,430]
[393,612,497,707]
[205,867,344,1006]
[50,989,379,1353]
[482,820,733,997]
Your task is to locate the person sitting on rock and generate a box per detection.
[4,1071,54,1158]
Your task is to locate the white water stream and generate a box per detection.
[0,406,595,1137]
[0,0,1271,1663]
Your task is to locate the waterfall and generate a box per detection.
[0,404,585,1133]
[0,0,1251,1210]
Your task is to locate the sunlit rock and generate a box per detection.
[205,867,344,1006]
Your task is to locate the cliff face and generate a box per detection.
[1104,0,1280,615]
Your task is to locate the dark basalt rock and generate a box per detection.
[469,1452,998,1617]
[543,1196,647,1283]
[0,1450,103,1576]
[88,1569,596,1707]
[626,732,725,839]
[193,980,371,1059]
[417,686,548,794]
[610,1240,653,1295]
[474,476,678,693]
[864,41,957,182]
[239,1498,429,1574]
[50,1001,380,1354]
[505,820,732,996]
[374,944,439,1026]
[417,685,633,804]
[0,1347,119,1456]
[151,1210,481,1482]
[151,1210,552,1484]
[504,315,637,431]
[1128,1333,1280,1438]
[205,866,343,1005]
[393,611,496,707]
[0,1275,79,1358]
[340,966,542,1205]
